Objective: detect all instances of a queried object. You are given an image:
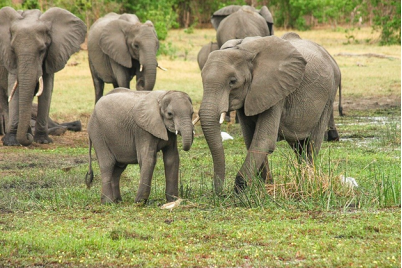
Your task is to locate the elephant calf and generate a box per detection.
[85,88,195,204]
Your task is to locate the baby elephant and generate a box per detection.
[85,88,195,204]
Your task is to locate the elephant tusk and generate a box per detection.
[157,65,167,71]
[36,76,44,97]
[193,130,196,135]
[8,80,18,102]
[219,112,226,124]
[192,115,200,125]
[175,130,179,135]
[139,65,143,72]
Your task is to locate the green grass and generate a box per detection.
[0,27,401,267]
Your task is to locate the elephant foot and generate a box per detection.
[225,112,231,122]
[60,120,82,132]
[234,174,247,194]
[34,133,53,144]
[2,133,20,146]
[326,129,340,142]
[101,195,122,204]
[48,126,67,136]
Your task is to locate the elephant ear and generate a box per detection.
[99,19,134,68]
[211,5,242,30]
[258,6,274,35]
[40,7,87,74]
[0,7,21,73]
[133,91,169,141]
[239,36,307,116]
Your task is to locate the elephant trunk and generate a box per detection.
[16,72,37,146]
[199,101,225,194]
[137,52,157,91]
[179,118,194,152]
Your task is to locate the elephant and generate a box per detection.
[85,88,196,204]
[199,33,342,193]
[88,13,162,103]
[212,5,274,48]
[197,42,219,71]
[0,65,81,136]
[0,7,86,146]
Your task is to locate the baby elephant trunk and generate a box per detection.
[178,118,194,152]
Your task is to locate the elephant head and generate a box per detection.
[0,7,86,146]
[133,91,194,151]
[199,36,306,193]
[211,5,274,35]
[99,16,159,92]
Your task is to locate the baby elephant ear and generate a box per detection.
[240,36,307,116]
[133,91,169,141]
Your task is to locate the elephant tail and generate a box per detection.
[338,76,344,116]
[85,138,94,189]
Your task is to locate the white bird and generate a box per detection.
[340,175,358,188]
[160,198,184,212]
[221,131,233,141]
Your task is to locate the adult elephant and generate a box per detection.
[197,42,219,71]
[88,13,162,103]
[0,7,86,146]
[212,5,274,48]
[199,33,342,193]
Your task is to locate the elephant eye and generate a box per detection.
[132,43,139,49]
[229,77,237,87]
[167,112,173,118]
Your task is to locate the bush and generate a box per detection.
[371,0,401,45]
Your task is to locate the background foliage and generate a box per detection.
[0,0,400,44]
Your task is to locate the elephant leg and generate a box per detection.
[290,138,313,164]
[60,121,82,132]
[309,100,334,161]
[90,63,105,103]
[237,109,273,185]
[235,106,281,191]
[2,83,20,146]
[135,145,157,203]
[110,162,127,203]
[325,110,339,142]
[111,61,131,88]
[35,73,53,144]
[293,100,334,164]
[162,143,179,202]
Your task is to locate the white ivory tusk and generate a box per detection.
[193,130,196,135]
[35,76,43,97]
[219,112,226,124]
[175,130,178,135]
[192,115,200,125]
[157,65,167,71]
[8,80,18,102]
[139,65,143,72]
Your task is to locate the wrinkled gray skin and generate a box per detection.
[0,65,8,136]
[0,66,81,136]
[212,5,274,48]
[86,88,195,204]
[197,42,219,71]
[88,13,160,103]
[0,7,86,146]
[199,33,342,193]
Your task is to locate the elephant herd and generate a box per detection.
[0,5,343,204]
